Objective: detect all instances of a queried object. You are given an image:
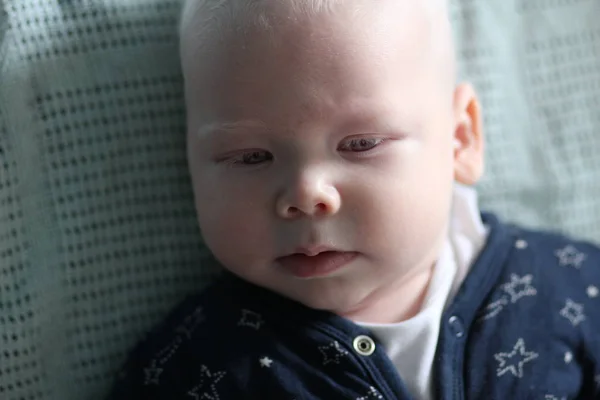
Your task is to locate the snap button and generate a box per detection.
[353,335,376,356]
[448,315,465,338]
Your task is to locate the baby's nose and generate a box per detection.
[275,175,341,219]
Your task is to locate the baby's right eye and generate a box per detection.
[233,150,274,165]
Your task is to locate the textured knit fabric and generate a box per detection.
[107,213,600,400]
[0,2,219,400]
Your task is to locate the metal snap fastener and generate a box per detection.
[353,335,376,356]
[448,315,465,338]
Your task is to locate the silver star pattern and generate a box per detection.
[319,340,349,366]
[477,273,537,323]
[555,245,587,268]
[176,306,206,339]
[494,338,538,378]
[356,386,383,400]
[478,296,509,322]
[143,360,164,386]
[155,336,183,365]
[560,298,586,326]
[187,365,226,400]
[502,274,537,304]
[545,396,566,400]
[587,285,599,298]
[259,357,273,368]
[145,306,206,374]
[238,309,265,330]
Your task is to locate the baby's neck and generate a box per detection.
[341,262,436,324]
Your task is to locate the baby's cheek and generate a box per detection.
[353,179,450,260]
[201,205,273,272]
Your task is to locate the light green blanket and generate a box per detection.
[0,1,598,399]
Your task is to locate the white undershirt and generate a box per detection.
[357,184,489,400]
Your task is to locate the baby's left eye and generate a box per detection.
[338,137,385,152]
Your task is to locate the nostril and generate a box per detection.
[315,203,326,213]
[288,206,300,215]
[282,203,328,218]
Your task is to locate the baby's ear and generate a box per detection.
[452,83,485,185]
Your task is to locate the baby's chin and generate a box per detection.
[270,276,376,317]
[221,260,377,316]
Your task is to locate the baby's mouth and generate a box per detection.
[276,251,358,279]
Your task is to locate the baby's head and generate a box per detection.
[180,0,484,322]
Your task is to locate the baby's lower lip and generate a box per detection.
[276,251,358,279]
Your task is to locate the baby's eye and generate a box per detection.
[339,137,385,152]
[234,150,274,165]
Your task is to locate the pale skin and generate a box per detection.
[184,0,485,324]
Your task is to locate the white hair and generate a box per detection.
[179,0,455,93]
[178,0,352,70]
[179,0,448,34]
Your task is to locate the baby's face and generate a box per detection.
[185,2,481,318]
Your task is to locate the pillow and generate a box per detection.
[451,0,600,241]
[0,1,217,399]
[0,1,598,399]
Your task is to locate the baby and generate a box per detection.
[108,0,600,399]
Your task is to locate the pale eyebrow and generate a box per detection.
[196,120,268,139]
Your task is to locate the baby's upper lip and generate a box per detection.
[286,245,341,257]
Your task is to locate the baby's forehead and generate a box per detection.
[180,0,456,123]
[180,0,449,60]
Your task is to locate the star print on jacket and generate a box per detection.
[142,306,207,386]
[560,299,586,326]
[356,386,384,400]
[153,336,183,365]
[502,274,537,303]
[319,341,349,366]
[176,306,206,339]
[259,357,273,368]
[238,309,264,330]
[477,273,537,322]
[515,239,528,249]
[563,351,573,364]
[477,296,509,321]
[555,245,587,268]
[143,360,163,386]
[187,365,226,400]
[494,338,539,378]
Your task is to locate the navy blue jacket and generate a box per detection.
[108,213,600,399]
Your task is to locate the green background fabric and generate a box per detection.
[0,1,598,399]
